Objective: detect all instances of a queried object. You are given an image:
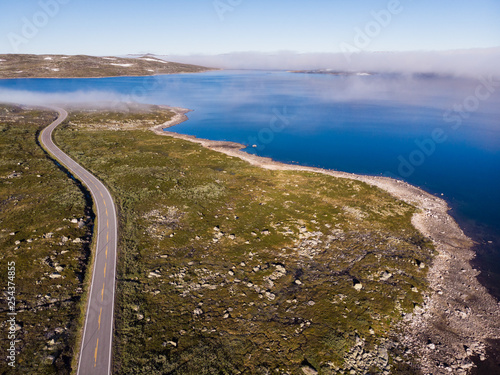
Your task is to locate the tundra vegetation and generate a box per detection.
[0,105,93,375]
[0,104,433,374]
[53,106,433,374]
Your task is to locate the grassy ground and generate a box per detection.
[55,107,434,374]
[0,105,93,374]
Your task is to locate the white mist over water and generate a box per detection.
[161,48,500,78]
[0,89,122,107]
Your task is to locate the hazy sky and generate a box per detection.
[1,0,499,55]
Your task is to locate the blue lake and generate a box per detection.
[1,70,499,297]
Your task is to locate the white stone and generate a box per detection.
[265,292,276,301]
[301,366,318,375]
[380,271,392,281]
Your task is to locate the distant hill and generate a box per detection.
[0,54,215,79]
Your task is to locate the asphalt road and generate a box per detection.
[40,107,117,375]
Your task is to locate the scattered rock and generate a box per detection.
[148,270,161,278]
[45,355,56,364]
[193,308,203,316]
[353,281,363,291]
[301,365,318,375]
[380,271,392,281]
[265,292,276,301]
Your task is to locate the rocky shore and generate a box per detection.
[152,107,500,374]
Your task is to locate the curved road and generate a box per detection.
[40,107,117,375]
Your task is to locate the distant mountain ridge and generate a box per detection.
[0,54,215,79]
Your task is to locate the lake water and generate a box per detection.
[1,70,499,297]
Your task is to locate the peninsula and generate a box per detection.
[0,54,213,79]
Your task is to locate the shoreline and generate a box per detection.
[153,106,500,374]
[0,70,216,80]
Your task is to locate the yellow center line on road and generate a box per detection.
[99,191,103,198]
[101,283,105,301]
[106,208,108,216]
[106,232,109,242]
[106,245,108,259]
[98,307,102,330]
[104,263,107,278]
[94,338,99,367]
